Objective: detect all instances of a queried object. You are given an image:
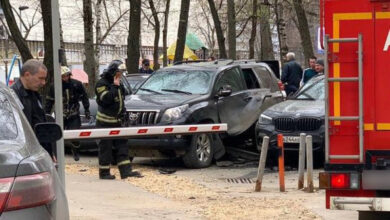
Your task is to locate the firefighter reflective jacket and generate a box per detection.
[95,77,125,124]
[45,78,90,119]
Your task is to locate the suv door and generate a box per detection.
[254,66,284,110]
[215,67,253,136]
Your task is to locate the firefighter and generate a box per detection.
[45,66,90,161]
[95,60,142,179]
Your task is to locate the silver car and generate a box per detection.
[0,83,69,220]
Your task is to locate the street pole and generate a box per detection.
[51,0,64,186]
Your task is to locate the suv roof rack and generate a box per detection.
[172,59,235,67]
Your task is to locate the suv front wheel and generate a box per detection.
[182,133,214,168]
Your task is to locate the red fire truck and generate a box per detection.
[319,0,390,218]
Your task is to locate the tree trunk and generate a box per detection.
[95,0,102,79]
[207,0,227,59]
[127,0,141,74]
[40,0,54,101]
[249,0,257,59]
[0,0,33,62]
[227,0,236,60]
[259,2,274,60]
[274,0,288,65]
[149,0,160,71]
[173,0,190,63]
[162,0,170,67]
[59,18,68,66]
[293,0,314,65]
[83,0,96,97]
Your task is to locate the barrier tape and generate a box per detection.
[63,124,228,140]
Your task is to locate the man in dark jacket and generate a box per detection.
[45,66,90,161]
[139,59,153,74]
[95,60,142,179]
[281,52,303,96]
[11,59,54,159]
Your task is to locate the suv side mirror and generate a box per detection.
[217,85,232,97]
[34,123,63,143]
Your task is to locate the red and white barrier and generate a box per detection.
[63,124,228,140]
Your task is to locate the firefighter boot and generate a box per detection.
[71,142,80,161]
[118,164,142,179]
[99,168,115,180]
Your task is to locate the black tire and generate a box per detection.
[182,133,214,168]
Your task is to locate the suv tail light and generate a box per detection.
[319,172,360,190]
[278,81,285,91]
[0,172,55,213]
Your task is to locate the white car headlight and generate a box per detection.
[259,114,273,125]
[161,104,189,123]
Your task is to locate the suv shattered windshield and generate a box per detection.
[137,70,213,95]
[0,92,18,140]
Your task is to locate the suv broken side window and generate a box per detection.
[215,67,246,93]
[242,68,260,89]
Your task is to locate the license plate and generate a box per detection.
[283,136,300,143]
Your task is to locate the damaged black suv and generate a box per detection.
[125,60,284,168]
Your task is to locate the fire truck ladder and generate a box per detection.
[324,34,364,164]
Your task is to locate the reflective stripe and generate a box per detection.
[118,88,123,115]
[118,160,130,166]
[96,86,106,93]
[96,115,119,123]
[99,166,110,169]
[46,96,54,100]
[97,111,117,120]
[100,91,109,101]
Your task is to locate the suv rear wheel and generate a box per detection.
[182,133,214,168]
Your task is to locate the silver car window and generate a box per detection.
[0,91,18,140]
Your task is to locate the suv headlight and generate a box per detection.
[259,114,272,125]
[161,104,189,123]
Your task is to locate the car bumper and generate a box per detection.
[128,135,191,151]
[256,123,325,151]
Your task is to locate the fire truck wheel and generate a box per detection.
[182,133,214,168]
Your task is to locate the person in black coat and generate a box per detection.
[11,59,55,160]
[281,52,303,96]
[45,66,90,161]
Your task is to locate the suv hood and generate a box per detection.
[125,94,205,110]
[263,99,324,117]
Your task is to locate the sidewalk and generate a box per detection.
[66,173,201,220]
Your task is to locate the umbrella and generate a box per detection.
[160,42,198,60]
[71,69,89,84]
[185,32,206,50]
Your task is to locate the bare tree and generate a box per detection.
[95,0,102,79]
[173,0,190,63]
[148,0,160,70]
[191,0,216,55]
[227,0,236,59]
[259,1,274,60]
[249,0,257,59]
[274,0,288,64]
[59,18,68,66]
[0,0,33,62]
[207,0,227,59]
[293,0,314,65]
[39,0,54,100]
[127,0,141,74]
[162,0,170,67]
[83,0,96,97]
[11,4,42,39]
